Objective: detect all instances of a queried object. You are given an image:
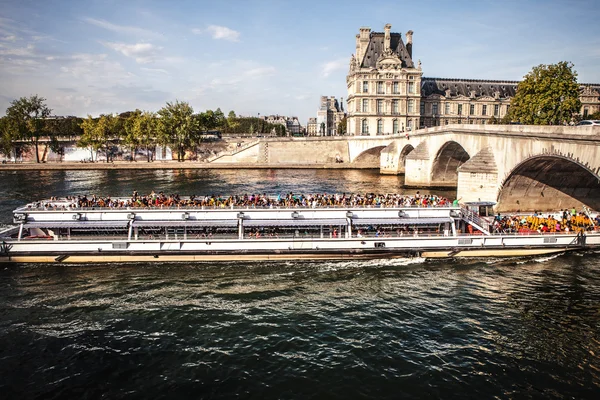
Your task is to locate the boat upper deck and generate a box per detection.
[15,192,453,213]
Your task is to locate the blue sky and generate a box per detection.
[1,0,599,123]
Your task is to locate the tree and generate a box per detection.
[45,116,83,161]
[227,110,236,119]
[123,110,143,161]
[585,111,600,120]
[507,61,581,125]
[0,117,18,159]
[213,108,226,130]
[5,95,52,163]
[78,116,102,161]
[95,114,120,162]
[157,100,198,162]
[337,116,348,135]
[134,111,158,162]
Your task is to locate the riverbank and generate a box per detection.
[0,161,379,171]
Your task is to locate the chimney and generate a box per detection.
[406,30,413,58]
[356,27,371,64]
[384,24,391,51]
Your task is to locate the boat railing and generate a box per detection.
[16,229,596,242]
[460,207,491,235]
[16,203,458,212]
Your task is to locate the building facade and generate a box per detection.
[420,78,516,127]
[261,115,303,135]
[580,84,600,118]
[347,24,600,135]
[306,117,318,135]
[316,96,346,136]
[346,24,423,136]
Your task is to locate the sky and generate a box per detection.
[1,0,599,124]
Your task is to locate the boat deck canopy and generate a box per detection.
[243,218,348,227]
[133,220,238,227]
[351,217,453,225]
[23,221,129,229]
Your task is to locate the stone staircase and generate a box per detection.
[207,139,260,163]
[460,207,491,235]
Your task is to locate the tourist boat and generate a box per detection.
[0,197,598,263]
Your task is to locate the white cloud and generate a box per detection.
[245,66,276,77]
[1,35,17,42]
[141,67,170,75]
[83,17,163,39]
[0,43,35,56]
[321,58,348,77]
[58,53,131,82]
[101,42,163,64]
[192,25,240,42]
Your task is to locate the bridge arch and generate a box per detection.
[399,144,414,173]
[354,146,387,164]
[430,141,471,187]
[497,155,600,212]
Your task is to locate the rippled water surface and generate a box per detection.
[0,170,599,399]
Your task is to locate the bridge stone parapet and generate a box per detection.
[207,125,600,211]
[397,124,600,211]
[210,135,400,166]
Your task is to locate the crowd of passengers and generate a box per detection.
[37,191,454,209]
[491,209,600,234]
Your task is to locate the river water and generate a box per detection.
[0,169,599,399]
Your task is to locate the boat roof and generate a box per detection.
[464,201,496,206]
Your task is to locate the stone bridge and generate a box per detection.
[376,125,600,212]
[210,125,600,212]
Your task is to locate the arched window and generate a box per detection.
[393,119,398,134]
[361,119,368,135]
[377,119,383,134]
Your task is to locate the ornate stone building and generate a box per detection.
[580,84,600,118]
[316,96,345,136]
[306,117,317,135]
[261,115,303,135]
[346,24,600,134]
[346,24,423,135]
[420,78,516,127]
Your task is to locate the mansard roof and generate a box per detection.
[421,77,518,99]
[581,84,600,97]
[360,32,414,69]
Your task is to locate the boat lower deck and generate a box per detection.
[0,245,581,263]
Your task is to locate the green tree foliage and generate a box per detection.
[0,117,17,158]
[227,110,236,119]
[157,100,199,162]
[221,117,280,135]
[213,108,226,129]
[5,95,52,163]
[123,110,143,161]
[96,114,120,162]
[337,116,348,135]
[78,115,102,161]
[45,116,83,161]
[275,124,286,136]
[584,111,600,120]
[77,114,120,162]
[134,111,158,162]
[507,61,581,125]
